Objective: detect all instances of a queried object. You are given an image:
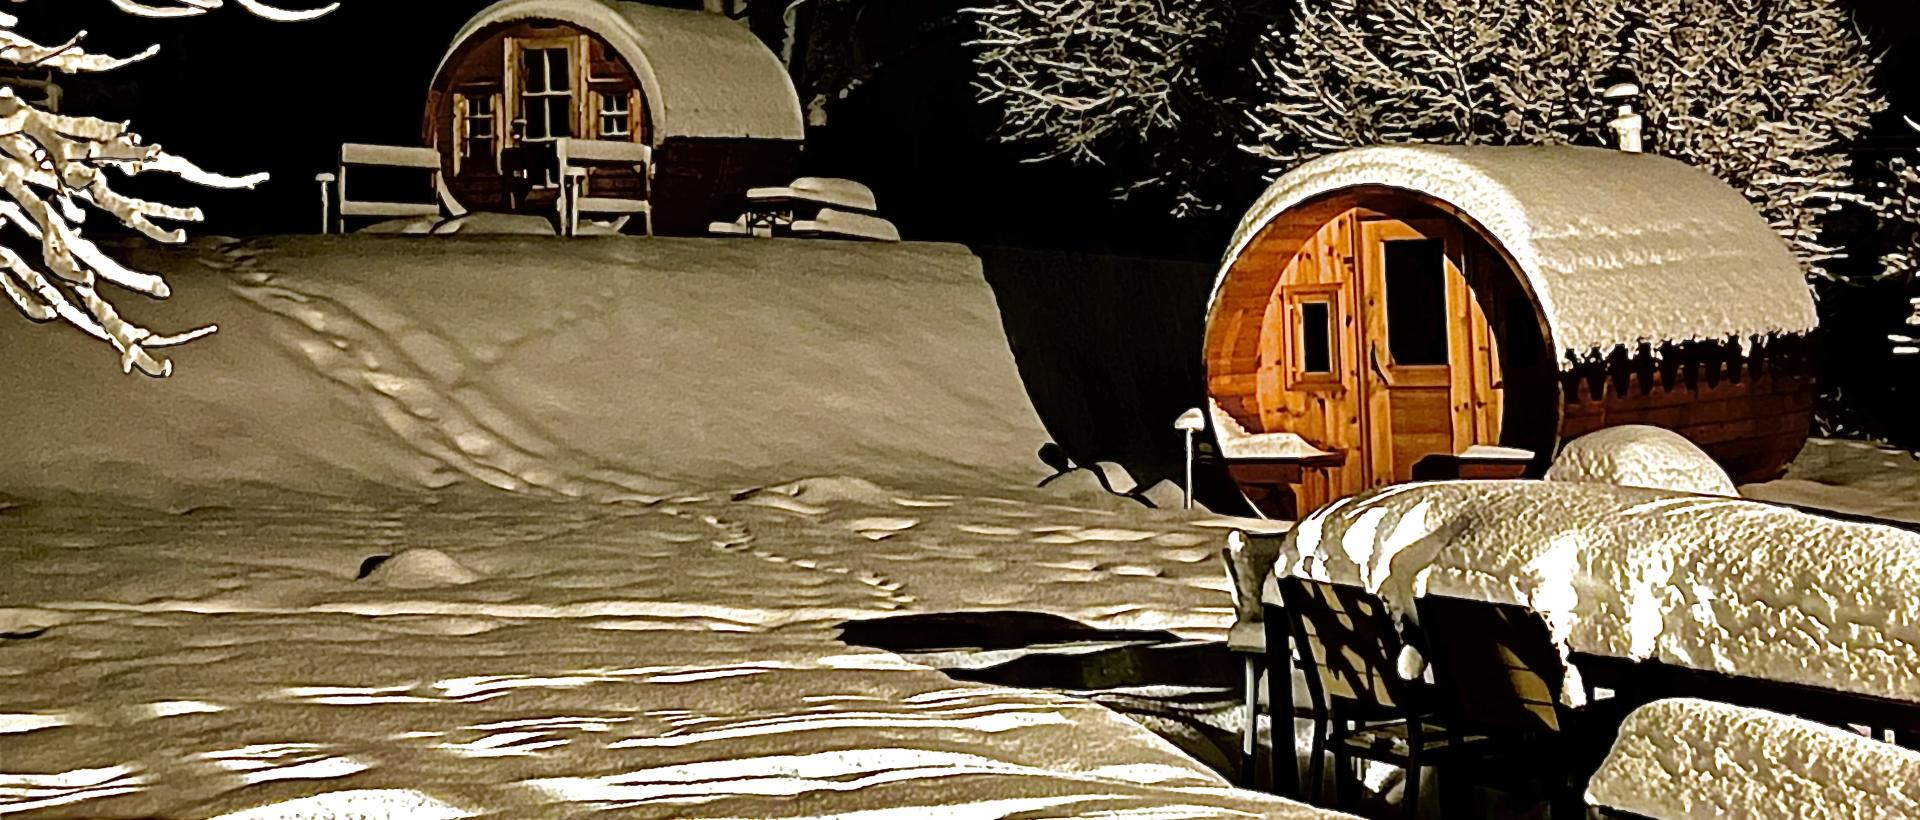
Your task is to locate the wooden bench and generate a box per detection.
[556,138,653,237]
[319,143,456,235]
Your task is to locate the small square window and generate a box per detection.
[599,92,632,139]
[1300,301,1332,374]
[1284,285,1344,388]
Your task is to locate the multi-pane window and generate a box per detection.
[519,47,573,143]
[460,94,495,172]
[599,92,632,139]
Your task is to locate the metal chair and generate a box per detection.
[1414,595,1613,817]
[1280,577,1464,817]
[1219,531,1270,786]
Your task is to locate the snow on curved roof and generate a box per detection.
[439,0,805,142]
[1218,145,1818,364]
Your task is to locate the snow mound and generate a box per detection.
[364,549,482,589]
[1547,425,1738,497]
[0,238,1049,505]
[206,789,471,820]
[1587,698,1920,819]
[1269,480,1920,704]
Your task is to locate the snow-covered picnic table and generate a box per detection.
[1259,480,1920,711]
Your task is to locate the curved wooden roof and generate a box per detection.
[438,0,805,142]
[1218,145,1818,365]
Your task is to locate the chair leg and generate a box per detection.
[1403,760,1422,820]
[1242,657,1259,787]
[1305,709,1327,802]
[1332,729,1354,809]
[1265,612,1300,798]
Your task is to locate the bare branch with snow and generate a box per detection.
[0,0,332,376]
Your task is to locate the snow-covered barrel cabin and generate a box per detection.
[425,0,805,235]
[1204,145,1821,520]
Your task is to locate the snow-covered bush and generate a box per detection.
[0,0,332,376]
[1246,0,1882,280]
[1545,425,1737,497]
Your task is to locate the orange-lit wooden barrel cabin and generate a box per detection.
[427,0,805,235]
[1204,145,1820,519]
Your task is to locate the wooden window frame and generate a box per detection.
[1283,283,1345,391]
[595,90,633,140]
[504,35,586,187]
[454,91,499,176]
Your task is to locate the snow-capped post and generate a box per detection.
[315,173,337,234]
[1174,408,1206,510]
[0,0,337,376]
[1605,81,1644,154]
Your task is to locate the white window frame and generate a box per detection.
[597,91,632,140]
[457,92,497,175]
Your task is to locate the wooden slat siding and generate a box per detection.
[1557,335,1818,483]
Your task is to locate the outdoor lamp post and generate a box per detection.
[1175,408,1206,510]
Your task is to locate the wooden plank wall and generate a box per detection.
[1560,335,1819,483]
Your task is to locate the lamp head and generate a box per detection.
[1174,407,1207,432]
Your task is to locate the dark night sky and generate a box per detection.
[27,1,1920,253]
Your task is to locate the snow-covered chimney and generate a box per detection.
[1604,82,1644,154]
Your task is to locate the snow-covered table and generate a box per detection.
[1259,481,1920,736]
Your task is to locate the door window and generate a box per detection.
[1383,239,1449,366]
[520,46,573,142]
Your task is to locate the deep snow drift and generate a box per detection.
[0,238,1336,818]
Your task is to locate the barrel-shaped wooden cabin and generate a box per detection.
[426,0,806,235]
[1205,145,1820,519]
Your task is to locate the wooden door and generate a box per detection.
[504,36,583,200]
[1359,219,1492,485]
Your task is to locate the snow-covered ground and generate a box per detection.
[0,238,1335,818]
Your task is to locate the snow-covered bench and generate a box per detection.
[555,138,653,237]
[320,143,457,235]
[1588,699,1920,818]
[1264,480,1920,717]
[789,207,900,242]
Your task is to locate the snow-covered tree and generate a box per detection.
[1606,0,1882,279]
[1244,0,1882,279]
[1244,0,1614,163]
[966,0,1268,215]
[0,0,333,377]
[1876,118,1920,356]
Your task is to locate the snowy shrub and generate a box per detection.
[1545,425,1737,497]
[1246,0,1882,280]
[0,0,332,376]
